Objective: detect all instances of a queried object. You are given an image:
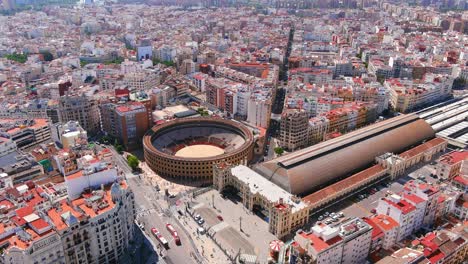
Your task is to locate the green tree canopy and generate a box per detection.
[274,147,284,156]
[127,155,140,170]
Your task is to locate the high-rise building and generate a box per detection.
[100,102,149,149]
[58,95,101,136]
[280,109,310,151]
[136,39,152,61]
[247,94,271,128]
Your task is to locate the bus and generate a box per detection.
[166,223,181,245]
[151,228,169,249]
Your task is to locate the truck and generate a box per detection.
[166,223,181,245]
[151,228,169,249]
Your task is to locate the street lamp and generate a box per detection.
[239,216,242,232]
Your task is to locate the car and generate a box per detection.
[371,209,377,214]
[194,214,201,221]
[358,195,364,199]
[324,212,330,216]
[318,216,324,221]
[217,215,224,221]
[169,194,176,199]
[330,213,336,218]
[332,217,339,222]
[338,212,344,218]
[197,227,205,235]
[325,219,332,224]
[197,218,205,225]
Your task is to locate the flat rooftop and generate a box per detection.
[231,165,308,213]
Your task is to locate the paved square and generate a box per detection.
[215,227,255,256]
[193,190,277,262]
[195,207,221,227]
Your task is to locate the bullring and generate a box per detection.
[143,117,254,183]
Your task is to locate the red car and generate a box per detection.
[217,215,224,221]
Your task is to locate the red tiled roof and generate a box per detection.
[399,138,446,159]
[363,217,384,240]
[297,230,342,252]
[439,151,468,165]
[30,219,49,230]
[382,197,416,215]
[303,165,386,206]
[453,175,468,186]
[369,214,400,232]
[404,194,426,204]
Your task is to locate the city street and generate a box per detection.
[111,146,228,264]
[110,146,203,264]
[128,176,202,264]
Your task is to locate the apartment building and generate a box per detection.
[364,214,399,251]
[247,93,271,128]
[402,180,441,227]
[50,121,88,149]
[0,176,135,264]
[386,75,453,113]
[123,70,160,91]
[279,110,310,151]
[308,116,329,145]
[436,150,468,180]
[58,95,101,136]
[0,137,17,157]
[376,194,419,241]
[100,102,149,150]
[0,119,51,150]
[293,218,372,264]
[279,102,377,150]
[0,151,43,184]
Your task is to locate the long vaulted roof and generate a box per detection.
[255,114,435,195]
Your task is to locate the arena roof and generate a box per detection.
[255,114,435,195]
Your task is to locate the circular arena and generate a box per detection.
[143,118,254,183]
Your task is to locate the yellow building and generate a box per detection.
[213,163,309,239]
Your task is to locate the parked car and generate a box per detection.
[194,214,201,221]
[318,216,324,221]
[371,209,377,214]
[338,212,344,218]
[217,215,224,221]
[197,218,205,225]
